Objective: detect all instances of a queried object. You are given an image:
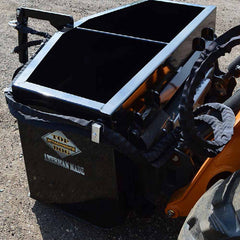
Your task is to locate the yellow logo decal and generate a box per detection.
[42,130,81,158]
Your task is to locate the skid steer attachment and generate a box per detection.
[5,0,240,228]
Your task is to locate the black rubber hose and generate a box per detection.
[179,25,240,157]
[102,126,138,157]
[102,125,180,168]
[224,89,240,115]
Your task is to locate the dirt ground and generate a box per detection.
[0,0,239,239]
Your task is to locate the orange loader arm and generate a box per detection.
[165,111,240,218]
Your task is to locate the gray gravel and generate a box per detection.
[0,0,239,239]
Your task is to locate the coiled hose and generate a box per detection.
[179,25,240,157]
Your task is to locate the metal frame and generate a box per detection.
[74,0,210,28]
[15,7,73,63]
[12,0,216,117]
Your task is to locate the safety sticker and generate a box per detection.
[42,130,81,158]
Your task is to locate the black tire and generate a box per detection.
[178,170,240,240]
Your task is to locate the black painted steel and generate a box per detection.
[6,0,216,226]
[15,7,73,63]
[12,0,216,117]
[80,0,202,42]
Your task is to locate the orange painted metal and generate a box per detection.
[122,66,170,110]
[165,111,240,218]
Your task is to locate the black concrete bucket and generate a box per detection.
[6,0,216,227]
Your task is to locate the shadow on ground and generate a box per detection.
[32,201,185,240]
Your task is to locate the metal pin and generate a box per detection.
[167,209,175,217]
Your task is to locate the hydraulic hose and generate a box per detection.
[179,25,240,157]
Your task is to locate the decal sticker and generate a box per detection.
[42,130,81,158]
[44,154,85,176]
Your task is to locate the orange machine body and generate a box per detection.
[165,111,240,217]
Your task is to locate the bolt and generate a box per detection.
[16,9,21,17]
[235,65,240,78]
[172,154,179,162]
[167,209,175,218]
[131,129,140,138]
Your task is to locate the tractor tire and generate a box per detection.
[178,170,240,240]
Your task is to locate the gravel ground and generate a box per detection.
[0,0,239,239]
